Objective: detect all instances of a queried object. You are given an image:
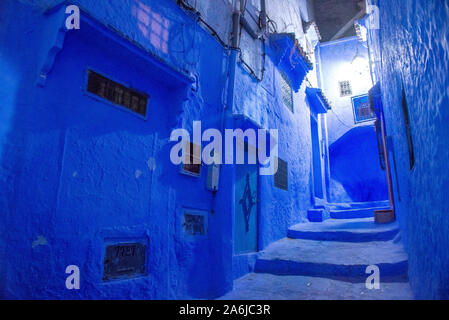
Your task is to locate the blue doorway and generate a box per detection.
[234,143,259,254]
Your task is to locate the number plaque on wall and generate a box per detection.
[103,243,147,281]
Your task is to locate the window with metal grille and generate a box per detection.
[339,80,352,97]
[274,157,288,191]
[183,210,208,238]
[87,70,148,117]
[280,72,294,113]
[401,87,415,170]
[181,141,201,176]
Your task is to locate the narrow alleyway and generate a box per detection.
[1,0,448,301]
[220,202,414,300]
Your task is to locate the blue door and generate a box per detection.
[234,146,258,254]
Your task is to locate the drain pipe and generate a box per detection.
[217,0,240,169]
[219,0,266,150]
[260,0,267,31]
[225,1,241,115]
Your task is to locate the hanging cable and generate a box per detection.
[236,0,266,82]
[330,109,354,129]
[177,0,267,82]
[177,0,233,50]
[267,16,278,33]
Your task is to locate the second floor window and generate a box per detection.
[87,70,148,117]
[339,80,352,97]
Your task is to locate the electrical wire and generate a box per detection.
[330,109,355,129]
[176,0,232,50]
[237,0,266,82]
[177,0,266,82]
[267,16,278,33]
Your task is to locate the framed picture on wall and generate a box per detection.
[352,94,376,123]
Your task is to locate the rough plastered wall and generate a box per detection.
[0,0,232,299]
[329,126,388,202]
[0,0,317,299]
[372,0,449,299]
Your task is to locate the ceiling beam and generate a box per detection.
[330,9,366,41]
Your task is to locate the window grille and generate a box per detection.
[183,210,208,238]
[183,214,206,236]
[274,157,288,191]
[280,72,294,113]
[87,70,148,117]
[339,80,353,97]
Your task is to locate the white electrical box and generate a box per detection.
[207,164,220,191]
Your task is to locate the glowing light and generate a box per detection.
[351,54,369,77]
[133,2,170,54]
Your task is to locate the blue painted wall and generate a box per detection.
[0,0,316,299]
[367,0,449,300]
[0,0,231,300]
[329,126,388,202]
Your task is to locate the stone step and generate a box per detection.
[307,208,330,222]
[329,200,390,210]
[330,207,390,219]
[219,273,414,300]
[288,218,399,242]
[254,238,408,282]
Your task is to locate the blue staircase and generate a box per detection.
[254,204,409,283]
[308,200,390,222]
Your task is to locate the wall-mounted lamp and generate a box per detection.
[351,48,368,76]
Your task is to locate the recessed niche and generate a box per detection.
[103,242,147,281]
[87,70,148,117]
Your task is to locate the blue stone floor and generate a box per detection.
[219,216,415,300]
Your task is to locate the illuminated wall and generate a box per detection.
[318,37,373,145]
[317,36,387,203]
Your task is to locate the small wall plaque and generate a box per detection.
[352,94,376,123]
[183,210,208,238]
[103,242,147,281]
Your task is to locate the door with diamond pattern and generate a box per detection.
[234,143,259,254]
